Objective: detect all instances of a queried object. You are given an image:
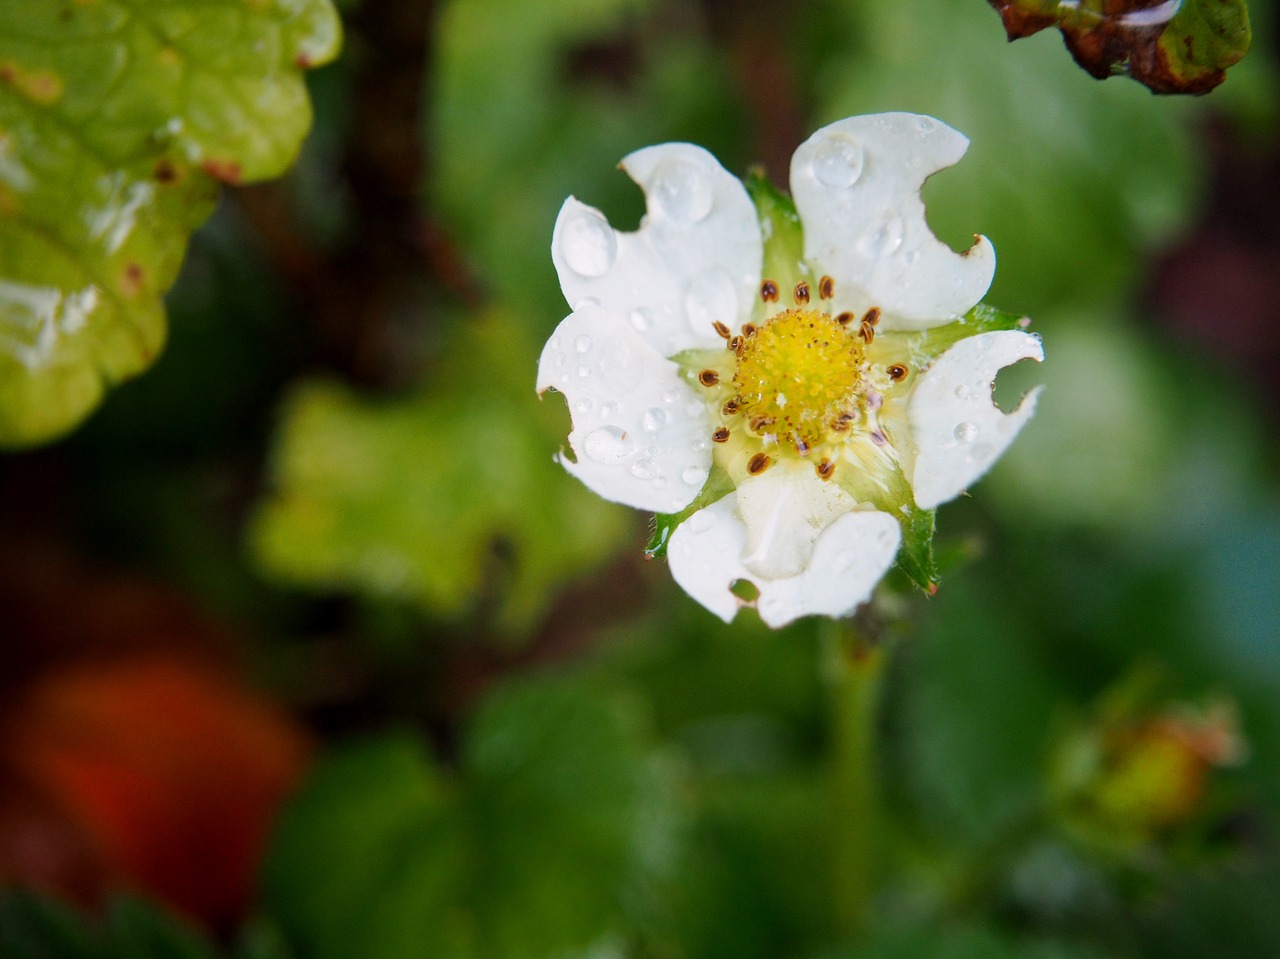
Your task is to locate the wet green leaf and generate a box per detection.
[250,313,629,632]
[264,676,676,959]
[0,0,340,446]
[987,0,1251,94]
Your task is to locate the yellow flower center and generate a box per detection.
[732,307,865,452]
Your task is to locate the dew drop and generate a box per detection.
[954,421,978,444]
[548,336,560,350]
[574,334,593,353]
[859,214,904,258]
[662,389,679,404]
[651,158,713,224]
[600,401,619,418]
[682,466,709,487]
[576,365,591,378]
[691,439,708,452]
[688,510,718,534]
[583,426,634,464]
[915,115,937,136]
[561,209,616,277]
[654,476,669,489]
[574,398,593,414]
[684,270,738,335]
[630,457,657,480]
[642,407,668,431]
[574,296,601,311]
[812,133,864,189]
[953,384,971,400]
[629,307,654,332]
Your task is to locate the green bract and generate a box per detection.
[0,0,340,446]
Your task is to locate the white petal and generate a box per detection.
[668,494,900,629]
[790,113,995,329]
[734,463,857,580]
[551,142,762,357]
[537,302,714,513]
[908,329,1043,510]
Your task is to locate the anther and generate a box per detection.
[862,307,881,327]
[741,322,757,338]
[747,452,773,475]
[836,312,854,326]
[698,369,720,387]
[795,436,810,456]
[816,458,835,480]
[761,279,779,302]
[831,412,854,432]
[712,426,731,443]
[859,319,875,344]
[819,275,835,300]
[722,398,740,415]
[749,415,775,433]
[887,363,908,382]
[712,320,731,340]
[793,281,810,305]
[729,335,745,355]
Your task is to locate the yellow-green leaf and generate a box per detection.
[0,0,341,446]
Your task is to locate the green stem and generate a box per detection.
[826,619,888,938]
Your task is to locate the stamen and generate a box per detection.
[761,279,779,302]
[729,335,745,355]
[712,320,731,340]
[818,275,835,300]
[722,398,740,415]
[749,414,775,432]
[712,426,731,443]
[862,307,881,327]
[698,369,720,387]
[816,458,835,480]
[795,436,810,456]
[741,322,757,338]
[836,312,854,326]
[859,319,875,344]
[747,452,772,475]
[793,281,810,305]
[887,363,908,382]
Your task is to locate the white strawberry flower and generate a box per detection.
[537,113,1042,628]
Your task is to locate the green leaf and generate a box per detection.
[0,890,227,959]
[987,0,1251,94]
[744,169,810,309]
[264,676,676,959]
[646,464,733,559]
[249,312,629,632]
[0,0,340,446]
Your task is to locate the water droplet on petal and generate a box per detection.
[574,398,593,414]
[859,214,904,258]
[574,334,593,353]
[651,158,713,224]
[574,296,601,311]
[548,336,561,350]
[685,270,738,335]
[643,407,667,431]
[953,384,970,400]
[662,389,679,404]
[600,401,619,419]
[576,364,591,378]
[682,466,709,487]
[812,133,864,189]
[629,307,654,332]
[583,426,635,464]
[630,457,657,480]
[561,209,617,277]
[688,510,718,534]
[916,115,937,135]
[654,476,669,489]
[954,421,978,444]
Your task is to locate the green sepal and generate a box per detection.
[646,464,734,559]
[744,168,811,316]
[895,503,940,592]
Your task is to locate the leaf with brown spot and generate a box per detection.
[0,0,342,447]
[986,0,1251,94]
